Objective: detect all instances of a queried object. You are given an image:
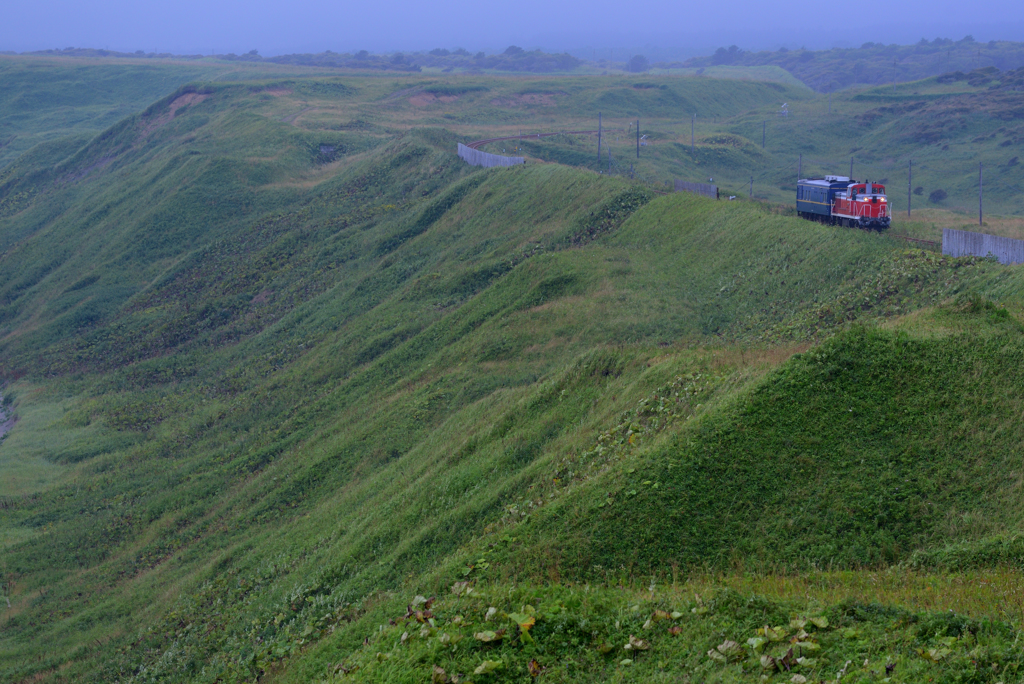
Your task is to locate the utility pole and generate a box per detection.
[849,157,854,180]
[828,90,832,115]
[893,58,897,92]
[979,162,983,226]
[608,149,612,172]
[597,113,602,163]
[798,153,802,180]
[908,159,912,217]
[762,121,766,149]
[691,113,695,154]
[749,175,753,198]
[630,163,634,179]
[636,118,640,159]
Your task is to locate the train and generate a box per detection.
[797,175,891,230]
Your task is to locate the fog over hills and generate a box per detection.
[2,0,1023,56]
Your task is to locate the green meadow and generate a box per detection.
[1,54,1024,683]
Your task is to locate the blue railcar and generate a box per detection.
[797,175,852,222]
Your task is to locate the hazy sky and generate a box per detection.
[4,0,1023,57]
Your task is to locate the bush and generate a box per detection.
[711,45,742,65]
[914,186,924,195]
[929,188,948,203]
[627,55,650,73]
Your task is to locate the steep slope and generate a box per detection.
[2,178,1015,682]
[511,299,1024,578]
[2,68,1024,684]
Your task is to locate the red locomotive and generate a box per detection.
[797,176,891,230]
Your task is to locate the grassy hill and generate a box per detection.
[2,61,1024,683]
[0,55,344,169]
[495,71,1024,220]
[4,52,1022,219]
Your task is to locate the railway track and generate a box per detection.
[889,234,940,247]
[465,130,601,150]
[462,136,944,251]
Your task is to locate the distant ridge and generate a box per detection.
[674,35,1024,90]
[19,37,1024,85]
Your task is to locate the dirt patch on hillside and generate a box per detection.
[263,87,293,97]
[490,93,562,107]
[139,92,210,137]
[167,92,209,115]
[408,93,459,106]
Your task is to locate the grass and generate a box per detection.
[505,300,1024,577]
[2,60,1024,683]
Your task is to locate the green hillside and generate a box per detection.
[2,62,1024,684]
[513,303,1024,577]
[0,55,343,169]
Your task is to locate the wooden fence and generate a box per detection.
[943,228,1024,265]
[674,180,718,199]
[457,143,524,168]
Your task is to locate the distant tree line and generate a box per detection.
[20,39,1024,85]
[19,45,581,74]
[407,45,581,73]
[23,47,204,59]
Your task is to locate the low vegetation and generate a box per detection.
[1,55,1024,683]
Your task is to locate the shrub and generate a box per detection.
[929,188,948,203]
[711,45,742,65]
[627,55,650,73]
